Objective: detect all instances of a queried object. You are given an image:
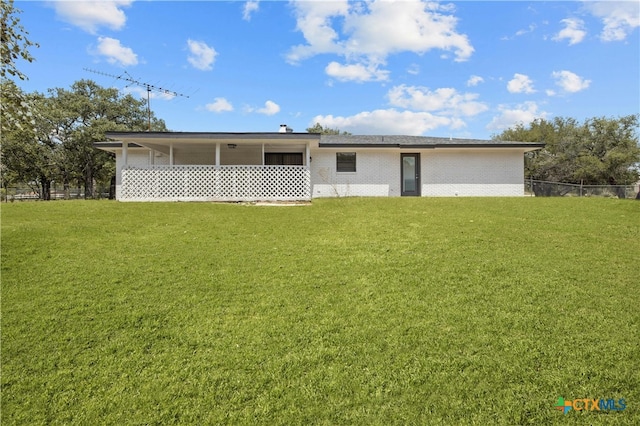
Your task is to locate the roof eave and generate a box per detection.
[319,143,546,149]
[105,131,321,141]
[93,141,145,152]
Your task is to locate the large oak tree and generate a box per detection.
[2,80,168,200]
[494,115,640,196]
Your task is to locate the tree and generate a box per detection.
[1,0,38,81]
[494,115,640,196]
[1,80,168,200]
[307,122,351,135]
[48,80,168,198]
[1,0,39,134]
[1,86,58,200]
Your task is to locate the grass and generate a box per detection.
[1,197,639,425]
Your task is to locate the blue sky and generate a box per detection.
[15,0,640,138]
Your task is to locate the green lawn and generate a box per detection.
[1,198,638,425]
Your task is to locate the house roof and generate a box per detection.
[105,131,320,142]
[319,135,545,149]
[96,131,544,151]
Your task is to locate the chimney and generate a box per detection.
[279,124,293,133]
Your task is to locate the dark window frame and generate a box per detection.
[264,152,303,166]
[336,152,356,172]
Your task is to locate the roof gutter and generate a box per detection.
[318,143,546,149]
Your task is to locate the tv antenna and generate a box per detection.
[84,68,188,131]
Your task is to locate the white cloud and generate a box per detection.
[287,0,473,81]
[287,0,349,63]
[95,37,138,66]
[312,109,464,136]
[515,24,537,37]
[551,70,591,93]
[206,97,234,113]
[250,100,280,116]
[325,61,389,82]
[507,73,536,94]
[243,1,259,21]
[407,64,420,75]
[312,84,489,135]
[487,102,548,131]
[501,23,536,41]
[585,1,640,42]
[467,75,484,87]
[387,85,488,117]
[343,1,474,61]
[553,18,586,45]
[52,1,132,34]
[123,86,175,101]
[187,39,217,71]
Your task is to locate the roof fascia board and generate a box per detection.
[105,131,321,141]
[93,142,143,148]
[318,143,544,149]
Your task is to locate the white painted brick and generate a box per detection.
[310,148,525,197]
[422,149,524,196]
[311,150,400,197]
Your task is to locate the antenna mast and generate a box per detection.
[84,68,188,131]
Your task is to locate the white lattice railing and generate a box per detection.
[121,165,310,201]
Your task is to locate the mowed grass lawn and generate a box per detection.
[1,198,639,425]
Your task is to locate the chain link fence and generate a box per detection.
[525,179,640,198]
[2,183,112,201]
[4,180,638,200]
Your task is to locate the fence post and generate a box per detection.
[530,176,533,197]
[580,179,583,197]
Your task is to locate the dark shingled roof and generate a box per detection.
[94,132,544,150]
[319,134,544,149]
[105,131,320,140]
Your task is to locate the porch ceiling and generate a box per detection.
[104,132,316,156]
[143,142,308,156]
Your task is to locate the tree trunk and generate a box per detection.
[109,175,116,200]
[84,168,94,199]
[63,179,70,200]
[41,178,51,201]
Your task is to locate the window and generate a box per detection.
[336,152,356,172]
[264,153,303,165]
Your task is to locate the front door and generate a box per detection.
[401,153,420,196]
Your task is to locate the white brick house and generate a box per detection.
[95,130,543,201]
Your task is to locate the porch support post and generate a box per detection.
[169,142,174,166]
[149,149,154,165]
[305,142,311,167]
[122,141,128,167]
[261,143,265,165]
[215,143,220,166]
[117,141,128,199]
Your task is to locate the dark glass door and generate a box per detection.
[401,153,420,196]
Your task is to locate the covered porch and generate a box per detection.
[98,132,319,202]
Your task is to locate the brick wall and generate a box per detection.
[311,148,525,197]
[422,149,524,196]
[311,149,400,197]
